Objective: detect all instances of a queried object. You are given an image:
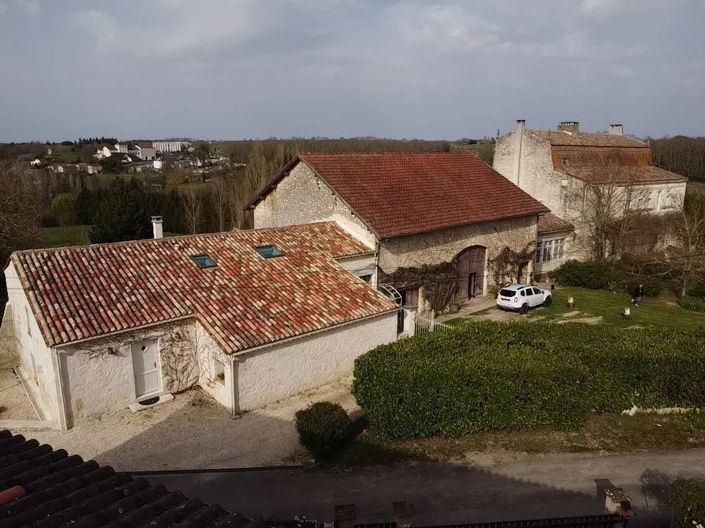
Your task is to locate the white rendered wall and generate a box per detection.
[4,262,61,423]
[234,312,397,411]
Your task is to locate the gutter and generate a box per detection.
[53,315,195,350]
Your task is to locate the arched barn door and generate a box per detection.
[456,246,487,298]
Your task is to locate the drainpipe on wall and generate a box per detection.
[512,119,525,186]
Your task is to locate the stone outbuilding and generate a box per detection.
[1,222,397,430]
[493,120,688,264]
[248,153,549,313]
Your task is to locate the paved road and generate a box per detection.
[145,449,705,527]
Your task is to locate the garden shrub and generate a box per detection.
[679,295,705,313]
[669,478,705,527]
[549,260,624,290]
[352,322,705,438]
[550,260,664,297]
[295,402,351,459]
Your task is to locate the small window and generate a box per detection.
[191,254,217,268]
[561,158,570,168]
[25,306,31,336]
[520,289,526,297]
[255,244,284,259]
[359,274,373,284]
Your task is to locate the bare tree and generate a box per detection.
[0,162,42,307]
[166,167,201,234]
[668,193,705,298]
[568,162,642,260]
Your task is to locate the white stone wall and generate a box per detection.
[59,321,192,424]
[253,162,377,248]
[194,323,235,412]
[335,254,378,286]
[233,312,397,411]
[494,127,566,216]
[4,262,61,424]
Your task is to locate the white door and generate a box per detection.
[131,340,161,399]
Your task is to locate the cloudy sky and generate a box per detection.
[1,0,703,141]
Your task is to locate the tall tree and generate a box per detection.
[0,162,41,308]
[89,179,150,243]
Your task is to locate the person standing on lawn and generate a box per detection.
[632,283,644,306]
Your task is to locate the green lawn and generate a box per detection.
[687,181,705,197]
[39,225,91,248]
[526,286,705,330]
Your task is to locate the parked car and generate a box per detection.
[496,284,552,314]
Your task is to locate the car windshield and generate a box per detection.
[499,288,516,297]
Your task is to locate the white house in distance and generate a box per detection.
[493,120,688,272]
[248,153,548,313]
[1,222,397,430]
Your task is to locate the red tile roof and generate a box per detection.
[267,153,548,238]
[537,213,574,235]
[560,165,688,185]
[10,222,395,352]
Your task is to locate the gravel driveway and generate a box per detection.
[17,377,358,472]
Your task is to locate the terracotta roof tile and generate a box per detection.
[295,153,548,238]
[537,213,574,235]
[529,130,647,148]
[0,429,287,527]
[10,222,395,352]
[560,165,687,185]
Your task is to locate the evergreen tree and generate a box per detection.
[89,179,150,243]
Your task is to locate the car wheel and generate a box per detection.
[543,296,553,307]
[519,303,529,315]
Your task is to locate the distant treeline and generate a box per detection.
[650,136,705,182]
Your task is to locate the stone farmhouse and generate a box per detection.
[1,222,397,430]
[248,153,548,313]
[493,120,688,274]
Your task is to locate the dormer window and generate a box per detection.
[561,158,570,168]
[191,254,217,268]
[255,244,284,259]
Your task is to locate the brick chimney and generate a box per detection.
[557,121,580,134]
[151,216,164,239]
[609,123,624,136]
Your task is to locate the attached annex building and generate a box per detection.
[249,153,548,312]
[493,120,687,271]
[1,222,397,430]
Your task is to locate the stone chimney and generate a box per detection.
[609,123,624,136]
[557,121,580,134]
[512,120,526,186]
[151,216,163,239]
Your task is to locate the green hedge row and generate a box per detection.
[549,260,663,297]
[679,295,705,314]
[669,478,705,527]
[352,322,705,438]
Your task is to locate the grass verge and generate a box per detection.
[322,411,705,469]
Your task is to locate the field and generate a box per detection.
[39,225,91,248]
[688,180,705,197]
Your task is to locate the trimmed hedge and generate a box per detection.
[669,478,705,527]
[295,402,351,459]
[679,295,705,314]
[352,322,705,438]
[549,260,663,297]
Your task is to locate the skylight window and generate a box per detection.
[255,244,285,259]
[191,254,217,268]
